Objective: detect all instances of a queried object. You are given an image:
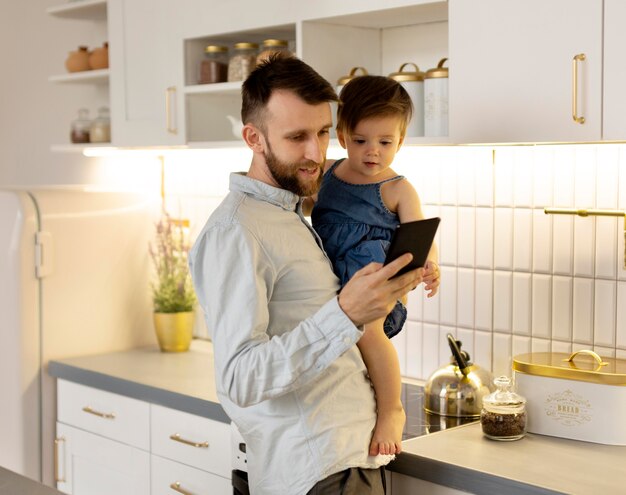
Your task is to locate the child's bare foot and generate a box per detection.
[369,406,406,456]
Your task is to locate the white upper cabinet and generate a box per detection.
[603,0,626,140]
[449,0,603,143]
[108,0,184,146]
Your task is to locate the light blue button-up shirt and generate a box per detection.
[189,173,391,494]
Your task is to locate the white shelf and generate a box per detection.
[46,0,107,20]
[48,69,110,84]
[184,82,243,96]
[50,143,113,153]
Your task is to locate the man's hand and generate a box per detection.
[338,253,423,327]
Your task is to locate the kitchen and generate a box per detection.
[1,0,626,494]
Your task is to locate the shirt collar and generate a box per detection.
[230,172,300,211]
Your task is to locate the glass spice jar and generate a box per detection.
[90,106,111,143]
[227,42,259,82]
[481,376,527,441]
[198,45,228,84]
[256,39,290,64]
[70,108,91,144]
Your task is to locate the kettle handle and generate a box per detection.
[447,333,470,376]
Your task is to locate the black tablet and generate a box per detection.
[384,217,441,278]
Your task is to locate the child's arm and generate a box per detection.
[301,158,335,217]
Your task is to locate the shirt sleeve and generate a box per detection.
[189,221,363,408]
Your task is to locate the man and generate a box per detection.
[189,54,422,495]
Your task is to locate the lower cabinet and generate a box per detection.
[151,455,231,495]
[391,472,471,495]
[55,423,150,495]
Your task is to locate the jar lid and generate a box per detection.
[482,376,526,407]
[425,58,449,79]
[234,42,259,50]
[513,350,626,386]
[205,45,228,53]
[261,39,288,47]
[337,67,368,86]
[388,62,425,82]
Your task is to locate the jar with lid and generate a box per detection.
[424,58,449,137]
[388,63,425,137]
[90,106,111,143]
[198,45,228,84]
[70,108,91,144]
[256,39,290,64]
[480,376,527,441]
[227,42,259,82]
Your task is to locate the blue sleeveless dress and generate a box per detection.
[311,159,407,338]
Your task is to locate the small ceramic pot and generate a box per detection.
[88,42,109,70]
[153,311,194,352]
[65,46,90,72]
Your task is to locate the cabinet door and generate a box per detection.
[55,423,150,495]
[449,0,602,143]
[603,0,626,140]
[391,472,471,495]
[151,455,231,495]
[108,0,184,146]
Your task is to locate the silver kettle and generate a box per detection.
[424,334,495,418]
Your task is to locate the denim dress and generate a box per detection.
[311,159,407,338]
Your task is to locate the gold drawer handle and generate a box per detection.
[82,406,116,419]
[572,53,586,124]
[170,482,196,495]
[54,437,66,483]
[169,433,209,448]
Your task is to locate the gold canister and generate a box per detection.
[153,312,194,352]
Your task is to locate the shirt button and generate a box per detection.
[343,337,351,345]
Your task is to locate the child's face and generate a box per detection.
[338,115,404,178]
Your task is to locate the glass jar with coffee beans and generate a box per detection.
[481,376,527,441]
[227,42,259,82]
[198,45,228,84]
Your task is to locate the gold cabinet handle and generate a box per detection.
[572,53,586,124]
[54,437,66,483]
[170,481,196,495]
[82,406,116,419]
[165,86,178,134]
[169,433,209,448]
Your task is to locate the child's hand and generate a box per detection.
[422,260,440,297]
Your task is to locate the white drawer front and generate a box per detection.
[151,454,231,495]
[57,380,150,450]
[151,404,231,478]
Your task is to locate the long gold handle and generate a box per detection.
[54,437,66,483]
[572,53,586,124]
[82,406,116,419]
[170,482,196,495]
[166,86,177,134]
[169,433,209,448]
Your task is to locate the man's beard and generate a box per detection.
[264,141,324,197]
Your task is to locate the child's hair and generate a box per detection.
[337,75,413,136]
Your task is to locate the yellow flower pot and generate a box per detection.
[153,311,194,352]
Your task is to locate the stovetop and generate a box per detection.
[401,382,477,440]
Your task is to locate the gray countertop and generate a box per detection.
[0,467,63,495]
[48,341,626,495]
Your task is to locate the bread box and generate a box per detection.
[513,350,626,445]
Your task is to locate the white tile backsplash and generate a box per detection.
[551,276,573,342]
[596,146,619,209]
[573,217,595,277]
[552,147,576,207]
[513,209,532,271]
[595,217,618,279]
[574,146,596,207]
[616,282,626,349]
[512,273,531,336]
[572,277,594,344]
[494,208,513,270]
[532,274,552,339]
[457,207,475,267]
[475,208,494,269]
[438,267,457,327]
[532,209,552,273]
[457,268,474,328]
[513,147,534,208]
[594,280,616,347]
[493,271,512,333]
[439,206,458,265]
[533,147,554,207]
[552,216,574,275]
[494,148,514,207]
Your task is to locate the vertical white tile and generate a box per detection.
[493,271,512,333]
[415,152,441,205]
[439,206,458,265]
[512,273,532,336]
[493,332,513,377]
[594,280,617,347]
[457,328,474,356]
[405,321,423,380]
[439,267,457,326]
[596,145,619,209]
[405,286,423,323]
[513,147,534,208]
[617,349,626,360]
[474,331,493,373]
[593,346,615,358]
[533,146,554,208]
[475,148,494,207]
[422,285,439,323]
[532,209,552,273]
[531,338,551,352]
[513,209,533,271]
[494,208,513,270]
[391,328,407,376]
[552,216,574,275]
[457,268,474,328]
[512,335,531,361]
[475,269,493,331]
[619,145,626,210]
[475,208,494,269]
[551,276,573,342]
[618,282,626,349]
[595,217,618,279]
[457,153,476,206]
[457,207,476,267]
[574,146,596,207]
[422,323,440,379]
[572,277,594,345]
[552,146,575,207]
[551,340,572,353]
[439,151,458,205]
[532,274,552,339]
[494,148,514,207]
[439,327,455,369]
[573,217,595,277]
[619,227,626,282]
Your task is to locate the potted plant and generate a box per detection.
[149,214,196,352]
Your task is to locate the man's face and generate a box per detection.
[260,90,333,197]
